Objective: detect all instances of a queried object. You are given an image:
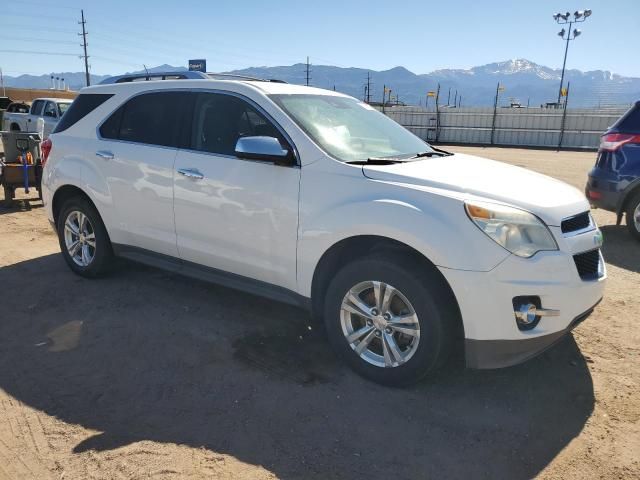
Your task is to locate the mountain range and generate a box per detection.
[4,59,638,108]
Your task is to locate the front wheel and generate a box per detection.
[323,255,457,386]
[56,197,113,277]
[626,191,640,241]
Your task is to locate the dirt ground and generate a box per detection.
[0,145,638,480]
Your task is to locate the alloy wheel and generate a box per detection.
[63,210,96,267]
[340,281,420,368]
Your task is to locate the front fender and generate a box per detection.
[297,183,510,297]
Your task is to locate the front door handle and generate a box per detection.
[96,150,114,160]
[177,168,204,180]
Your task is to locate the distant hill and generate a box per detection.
[229,59,640,108]
[2,64,185,93]
[4,60,638,108]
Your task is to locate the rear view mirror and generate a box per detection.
[235,136,294,166]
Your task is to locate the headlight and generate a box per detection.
[465,201,558,258]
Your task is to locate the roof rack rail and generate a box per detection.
[205,73,287,83]
[99,71,208,85]
[98,70,288,85]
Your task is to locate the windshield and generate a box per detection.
[270,94,433,162]
[57,102,71,116]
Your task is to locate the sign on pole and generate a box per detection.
[189,59,207,72]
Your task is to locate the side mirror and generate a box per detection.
[44,111,56,118]
[235,136,294,166]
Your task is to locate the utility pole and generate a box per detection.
[558,81,571,149]
[382,84,386,113]
[491,82,504,145]
[453,90,458,108]
[458,96,462,108]
[435,83,441,142]
[0,68,5,97]
[447,87,451,106]
[79,9,90,86]
[366,71,372,103]
[305,56,311,86]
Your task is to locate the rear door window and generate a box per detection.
[101,91,191,148]
[54,94,113,133]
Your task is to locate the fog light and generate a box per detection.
[513,296,560,331]
[516,303,538,325]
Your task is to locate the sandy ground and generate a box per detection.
[0,146,638,480]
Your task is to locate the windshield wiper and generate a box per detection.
[408,148,453,159]
[345,157,407,165]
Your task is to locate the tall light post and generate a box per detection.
[553,9,592,105]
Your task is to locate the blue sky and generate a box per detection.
[1,0,639,77]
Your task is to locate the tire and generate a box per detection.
[323,254,457,386]
[56,196,113,277]
[10,123,20,132]
[626,191,640,241]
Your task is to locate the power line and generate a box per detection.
[0,35,77,46]
[0,49,78,56]
[6,0,81,10]
[1,24,78,33]
[2,11,74,22]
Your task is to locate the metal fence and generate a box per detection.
[381,106,628,149]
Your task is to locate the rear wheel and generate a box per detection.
[626,191,640,241]
[56,197,113,277]
[323,255,457,386]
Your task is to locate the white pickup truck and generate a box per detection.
[2,98,73,138]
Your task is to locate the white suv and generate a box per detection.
[41,72,606,386]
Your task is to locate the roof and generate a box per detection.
[34,97,74,103]
[82,78,349,99]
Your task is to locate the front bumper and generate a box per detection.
[464,299,600,368]
[438,225,606,369]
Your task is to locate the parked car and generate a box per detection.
[2,97,72,138]
[586,101,640,240]
[41,72,606,385]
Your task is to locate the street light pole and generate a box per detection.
[557,21,572,104]
[553,9,591,105]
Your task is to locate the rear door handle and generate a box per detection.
[96,150,114,160]
[177,168,204,180]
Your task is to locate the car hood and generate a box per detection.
[362,153,589,226]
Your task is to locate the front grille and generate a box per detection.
[573,249,601,280]
[561,211,591,234]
